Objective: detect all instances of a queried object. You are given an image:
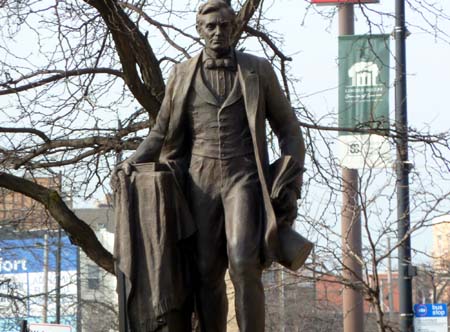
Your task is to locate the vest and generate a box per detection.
[186,66,254,160]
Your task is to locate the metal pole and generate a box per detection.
[43,232,49,323]
[339,5,364,332]
[394,1,414,331]
[20,320,27,332]
[312,247,317,312]
[341,168,364,332]
[387,237,395,320]
[76,247,82,332]
[55,173,62,324]
[55,226,62,323]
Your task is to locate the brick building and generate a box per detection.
[0,176,61,231]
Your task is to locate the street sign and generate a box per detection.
[414,303,448,332]
[311,0,379,4]
[29,323,72,332]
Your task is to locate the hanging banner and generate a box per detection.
[338,34,391,169]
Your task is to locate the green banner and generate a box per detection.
[338,34,390,136]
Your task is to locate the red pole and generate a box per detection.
[339,4,364,332]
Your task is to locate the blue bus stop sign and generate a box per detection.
[414,304,448,332]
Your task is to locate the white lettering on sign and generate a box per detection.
[0,258,27,273]
[432,304,446,316]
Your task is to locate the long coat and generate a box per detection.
[129,50,306,265]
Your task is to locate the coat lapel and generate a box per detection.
[236,52,259,131]
[174,53,201,104]
[166,54,201,137]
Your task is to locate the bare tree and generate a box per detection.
[0,1,450,331]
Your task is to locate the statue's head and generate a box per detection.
[196,0,236,57]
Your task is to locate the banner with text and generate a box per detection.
[338,34,390,169]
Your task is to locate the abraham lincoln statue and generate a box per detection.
[113,1,312,331]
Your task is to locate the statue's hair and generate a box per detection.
[196,0,236,27]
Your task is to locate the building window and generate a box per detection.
[87,264,100,290]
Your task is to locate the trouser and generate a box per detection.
[188,154,265,332]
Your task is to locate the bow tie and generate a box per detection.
[204,58,236,71]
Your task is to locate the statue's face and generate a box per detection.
[197,9,233,56]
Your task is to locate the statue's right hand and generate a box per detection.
[111,160,133,190]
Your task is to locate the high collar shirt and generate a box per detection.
[201,49,237,102]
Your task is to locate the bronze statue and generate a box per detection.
[114,1,312,331]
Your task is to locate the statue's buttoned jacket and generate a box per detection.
[130,51,306,265]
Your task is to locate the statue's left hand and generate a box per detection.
[276,187,299,226]
[282,187,298,209]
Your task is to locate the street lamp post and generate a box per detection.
[394,1,415,331]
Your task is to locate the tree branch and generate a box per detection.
[84,0,165,123]
[3,122,147,169]
[244,26,293,62]
[232,0,263,45]
[0,68,123,96]
[119,2,199,59]
[0,127,50,143]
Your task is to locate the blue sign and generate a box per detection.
[414,304,448,318]
[0,236,77,274]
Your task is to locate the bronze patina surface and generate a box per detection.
[113,1,311,330]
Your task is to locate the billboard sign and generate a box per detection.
[0,237,77,273]
[337,34,391,168]
[414,303,448,332]
[0,234,78,331]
